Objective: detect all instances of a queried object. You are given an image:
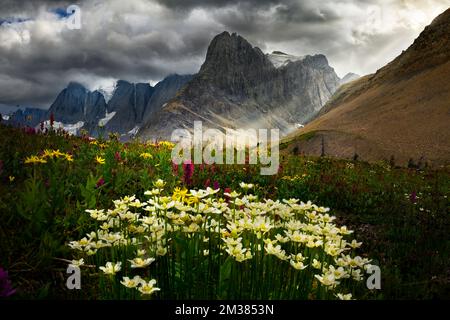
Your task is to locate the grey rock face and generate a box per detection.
[144,74,194,121]
[83,90,108,136]
[48,82,89,124]
[47,82,107,135]
[32,75,190,137]
[139,31,341,140]
[105,80,154,134]
[85,91,108,124]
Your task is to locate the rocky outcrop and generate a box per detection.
[139,31,341,140]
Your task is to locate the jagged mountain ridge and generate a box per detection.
[139,31,341,140]
[47,82,108,135]
[4,73,194,136]
[144,74,195,123]
[104,80,155,134]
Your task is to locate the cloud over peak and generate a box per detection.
[0,0,448,110]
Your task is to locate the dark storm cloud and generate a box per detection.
[0,0,448,111]
[155,0,281,10]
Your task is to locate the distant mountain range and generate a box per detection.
[4,74,193,138]
[2,32,346,140]
[283,8,450,167]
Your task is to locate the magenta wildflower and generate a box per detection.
[96,177,105,188]
[410,191,417,204]
[182,160,194,186]
[0,267,16,297]
[204,179,211,188]
[23,126,36,135]
[213,181,220,190]
[114,151,122,162]
[49,112,55,128]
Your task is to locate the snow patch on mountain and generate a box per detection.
[267,51,305,68]
[128,126,140,136]
[98,111,116,126]
[38,120,85,135]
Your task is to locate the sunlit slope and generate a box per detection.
[283,8,450,167]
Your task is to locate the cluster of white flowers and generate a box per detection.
[120,275,160,295]
[68,181,373,299]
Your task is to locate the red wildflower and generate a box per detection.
[96,177,105,188]
[224,187,232,202]
[49,112,55,128]
[182,160,194,186]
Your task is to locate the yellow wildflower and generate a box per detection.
[95,156,106,165]
[43,149,55,159]
[159,141,175,149]
[140,152,153,159]
[172,187,188,202]
[24,155,47,164]
[65,154,74,162]
[52,149,65,158]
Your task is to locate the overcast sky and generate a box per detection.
[0,0,448,112]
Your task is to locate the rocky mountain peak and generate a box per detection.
[200,31,271,72]
[67,81,87,92]
[139,31,341,140]
[197,31,273,94]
